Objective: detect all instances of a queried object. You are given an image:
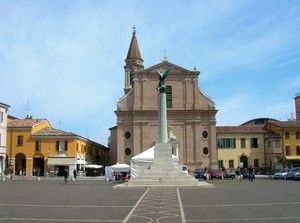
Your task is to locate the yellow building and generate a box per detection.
[7,118,110,177]
[217,126,269,171]
[265,121,300,168]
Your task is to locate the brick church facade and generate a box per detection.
[109,29,218,171]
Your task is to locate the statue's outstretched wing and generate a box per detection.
[154,69,164,78]
[163,67,174,79]
[154,67,174,79]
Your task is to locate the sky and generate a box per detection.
[1,0,300,145]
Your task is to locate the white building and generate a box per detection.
[0,102,10,176]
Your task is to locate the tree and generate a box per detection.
[277,155,287,168]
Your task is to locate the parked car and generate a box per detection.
[273,169,289,180]
[241,168,255,179]
[294,172,300,181]
[210,170,222,180]
[194,169,207,180]
[224,170,236,179]
[286,167,300,180]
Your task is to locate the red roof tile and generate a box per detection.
[268,121,300,128]
[217,126,270,133]
[32,127,76,136]
[8,119,48,128]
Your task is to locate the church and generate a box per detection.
[109,28,218,171]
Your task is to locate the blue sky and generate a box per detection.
[1,0,300,145]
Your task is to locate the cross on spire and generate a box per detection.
[133,25,136,34]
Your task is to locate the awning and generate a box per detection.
[48,157,75,165]
[77,159,87,165]
[285,155,300,160]
[111,163,130,172]
[84,164,103,169]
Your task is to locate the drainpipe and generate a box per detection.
[9,127,13,178]
[263,132,266,171]
[281,129,284,155]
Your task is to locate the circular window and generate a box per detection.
[203,147,209,155]
[125,148,131,156]
[125,131,131,139]
[202,130,208,139]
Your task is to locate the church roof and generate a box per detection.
[145,60,199,75]
[126,29,142,60]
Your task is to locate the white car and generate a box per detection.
[182,165,189,175]
[273,169,289,180]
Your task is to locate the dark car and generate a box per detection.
[286,167,300,180]
[224,170,236,179]
[241,168,255,179]
[294,172,300,180]
[194,169,207,180]
[210,170,222,180]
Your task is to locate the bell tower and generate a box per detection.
[124,26,144,94]
[295,92,300,121]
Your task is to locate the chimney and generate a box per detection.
[295,92,300,121]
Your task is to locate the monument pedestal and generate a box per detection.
[127,142,212,187]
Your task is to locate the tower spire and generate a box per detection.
[126,26,142,61]
[124,26,144,94]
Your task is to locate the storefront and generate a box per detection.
[286,156,300,167]
[47,157,76,176]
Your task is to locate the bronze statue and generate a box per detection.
[154,67,173,93]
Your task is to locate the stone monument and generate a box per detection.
[126,67,212,187]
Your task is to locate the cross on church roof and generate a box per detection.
[163,49,168,61]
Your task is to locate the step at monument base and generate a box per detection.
[125,142,213,187]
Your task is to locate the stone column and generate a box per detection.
[158,92,168,143]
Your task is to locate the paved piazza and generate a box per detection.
[0,176,300,222]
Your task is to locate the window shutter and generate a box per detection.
[65,141,68,151]
[18,135,24,145]
[35,141,41,151]
[56,141,59,151]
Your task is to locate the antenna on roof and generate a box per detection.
[25,100,32,119]
[58,119,63,130]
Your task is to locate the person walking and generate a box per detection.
[249,165,254,182]
[236,166,242,182]
[73,169,77,180]
[63,168,69,184]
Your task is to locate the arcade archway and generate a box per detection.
[15,153,26,176]
[240,155,248,168]
[33,153,44,176]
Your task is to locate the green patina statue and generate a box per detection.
[154,67,174,93]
